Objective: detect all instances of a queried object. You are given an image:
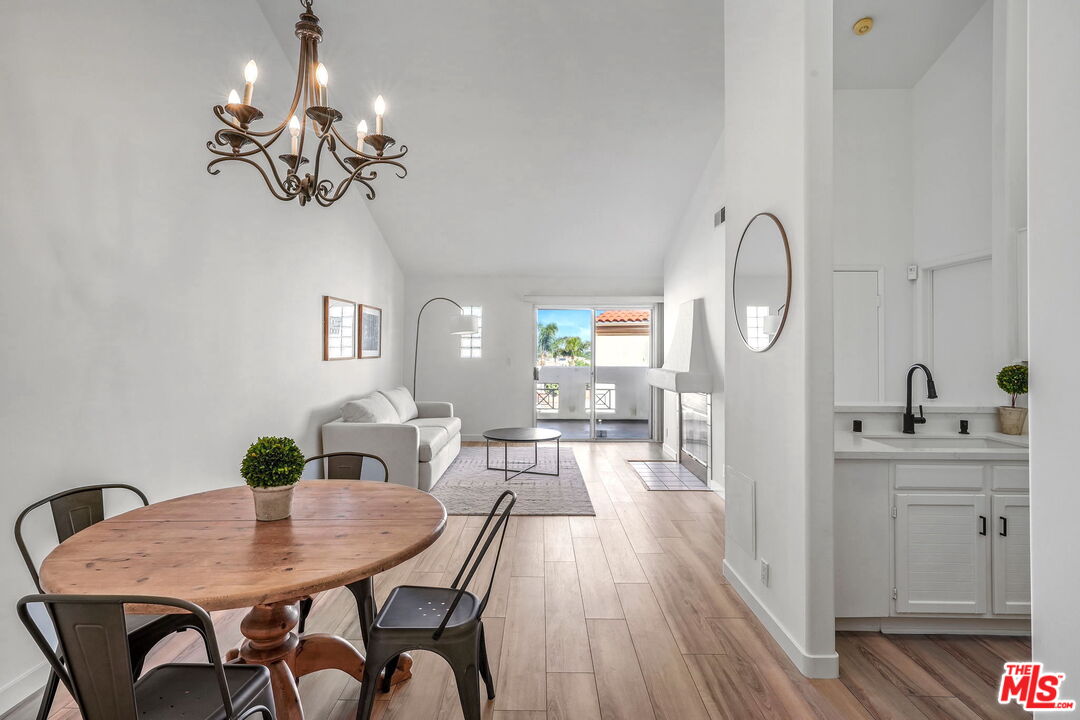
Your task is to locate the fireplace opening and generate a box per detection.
[679,392,711,482]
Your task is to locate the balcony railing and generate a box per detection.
[536,383,559,411]
[585,385,614,412]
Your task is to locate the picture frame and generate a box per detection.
[323,296,358,360]
[360,304,383,359]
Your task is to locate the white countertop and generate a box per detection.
[835,431,1029,460]
[835,403,999,414]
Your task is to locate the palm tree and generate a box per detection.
[537,322,559,361]
[559,336,591,365]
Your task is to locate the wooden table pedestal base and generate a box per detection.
[233,598,413,720]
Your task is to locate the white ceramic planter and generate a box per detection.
[251,484,295,521]
[997,406,1028,436]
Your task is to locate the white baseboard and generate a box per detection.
[0,661,47,717]
[723,560,840,679]
[835,616,1031,636]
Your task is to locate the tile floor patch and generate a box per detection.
[628,461,710,491]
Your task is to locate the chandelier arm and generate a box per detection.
[367,146,409,162]
[313,177,333,200]
[327,125,409,162]
[321,166,377,204]
[328,125,364,156]
[234,31,311,139]
[207,128,302,198]
[206,128,266,160]
[308,133,335,189]
[206,156,297,202]
[367,157,409,180]
[295,57,317,165]
[327,145,370,176]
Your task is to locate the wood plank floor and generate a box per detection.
[9,442,1030,720]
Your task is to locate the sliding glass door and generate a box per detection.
[534,306,655,441]
[535,308,594,439]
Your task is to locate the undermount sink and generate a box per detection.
[865,435,1022,449]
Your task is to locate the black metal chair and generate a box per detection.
[297,453,389,635]
[355,490,517,720]
[14,484,206,720]
[17,594,275,720]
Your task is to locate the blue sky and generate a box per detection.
[537,308,592,342]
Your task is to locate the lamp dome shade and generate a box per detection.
[449,314,480,334]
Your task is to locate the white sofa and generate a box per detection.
[321,386,461,492]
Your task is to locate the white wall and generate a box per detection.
[405,275,661,439]
[833,90,914,402]
[722,0,837,677]
[1028,0,1080,696]
[661,136,725,474]
[0,1,404,709]
[913,3,993,264]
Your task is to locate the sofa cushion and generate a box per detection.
[381,386,419,422]
[341,392,400,424]
[407,416,462,438]
[417,426,451,462]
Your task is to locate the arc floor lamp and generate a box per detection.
[412,297,480,396]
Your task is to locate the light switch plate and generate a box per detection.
[907,264,919,280]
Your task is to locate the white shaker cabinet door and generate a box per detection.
[895,493,988,614]
[992,494,1031,615]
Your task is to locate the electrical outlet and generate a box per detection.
[760,559,770,587]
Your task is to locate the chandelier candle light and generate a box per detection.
[206,0,408,206]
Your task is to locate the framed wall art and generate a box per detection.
[360,304,383,359]
[323,296,357,360]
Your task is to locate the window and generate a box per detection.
[460,305,482,358]
[745,305,770,349]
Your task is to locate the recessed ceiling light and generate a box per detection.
[852,17,874,35]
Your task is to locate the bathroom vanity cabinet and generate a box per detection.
[835,454,1030,633]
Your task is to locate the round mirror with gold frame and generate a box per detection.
[732,212,792,352]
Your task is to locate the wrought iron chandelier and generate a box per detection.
[205,0,407,207]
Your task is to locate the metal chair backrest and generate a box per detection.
[14,484,149,592]
[16,594,252,720]
[434,490,516,640]
[305,452,389,482]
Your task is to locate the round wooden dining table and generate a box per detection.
[38,480,447,720]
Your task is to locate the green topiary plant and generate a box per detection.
[241,436,306,488]
[996,364,1028,408]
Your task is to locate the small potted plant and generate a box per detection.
[241,436,306,521]
[995,364,1028,435]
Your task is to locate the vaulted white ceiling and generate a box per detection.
[254,0,724,278]
[834,0,986,89]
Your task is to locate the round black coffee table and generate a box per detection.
[483,427,562,481]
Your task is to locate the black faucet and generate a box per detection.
[903,363,938,434]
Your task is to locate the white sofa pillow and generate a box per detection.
[341,392,400,424]
[381,386,419,422]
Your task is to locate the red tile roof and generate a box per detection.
[596,310,650,323]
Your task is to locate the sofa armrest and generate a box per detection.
[321,420,421,489]
[415,401,454,419]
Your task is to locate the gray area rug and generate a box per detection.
[432,446,595,516]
